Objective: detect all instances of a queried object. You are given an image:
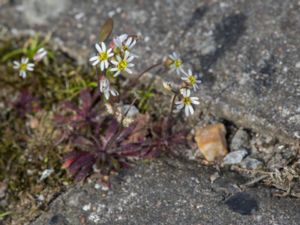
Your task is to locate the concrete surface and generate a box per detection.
[1,1,300,224]
[0,0,299,144]
[31,158,300,225]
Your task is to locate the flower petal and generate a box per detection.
[95,43,102,52]
[113,71,121,77]
[184,105,190,117]
[100,62,105,71]
[188,105,194,115]
[89,56,98,61]
[101,42,106,51]
[111,60,118,65]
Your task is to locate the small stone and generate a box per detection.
[240,157,263,170]
[74,12,84,20]
[222,149,248,165]
[118,104,139,117]
[37,194,45,202]
[108,10,115,17]
[39,168,54,181]
[195,123,228,162]
[48,214,69,225]
[94,183,109,191]
[225,192,258,215]
[230,128,250,151]
[210,172,220,183]
[94,183,101,189]
[82,203,91,211]
[116,104,139,126]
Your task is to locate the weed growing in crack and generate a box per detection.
[5,18,203,189]
[59,18,202,187]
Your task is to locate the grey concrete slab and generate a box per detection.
[0,0,299,144]
[31,158,300,225]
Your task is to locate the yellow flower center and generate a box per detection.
[20,63,27,71]
[188,75,196,85]
[118,60,128,71]
[183,97,191,105]
[122,45,129,51]
[174,59,182,68]
[99,52,108,61]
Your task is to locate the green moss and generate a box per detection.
[0,36,90,224]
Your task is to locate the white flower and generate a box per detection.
[181,69,202,91]
[13,57,35,78]
[110,51,135,77]
[89,42,114,71]
[169,52,184,75]
[122,37,136,51]
[175,88,200,117]
[99,78,119,100]
[113,34,128,48]
[33,48,47,62]
[113,34,138,57]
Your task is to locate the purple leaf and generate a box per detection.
[102,119,119,148]
[80,89,92,112]
[68,153,95,176]
[73,136,95,150]
[74,162,95,182]
[115,122,138,143]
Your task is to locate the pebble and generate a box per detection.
[230,128,250,151]
[37,194,45,202]
[240,157,263,170]
[39,168,54,181]
[116,104,140,127]
[225,192,258,215]
[82,203,92,211]
[195,123,228,162]
[222,149,248,165]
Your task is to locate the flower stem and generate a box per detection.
[131,61,162,85]
[96,68,100,94]
[168,93,177,123]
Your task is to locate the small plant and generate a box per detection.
[56,87,187,184]
[136,85,155,113]
[5,18,202,188]
[59,18,202,186]
[3,34,50,78]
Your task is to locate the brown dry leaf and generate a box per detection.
[99,18,114,42]
[125,114,150,143]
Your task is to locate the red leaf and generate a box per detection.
[62,151,87,169]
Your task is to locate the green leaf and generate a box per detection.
[0,211,12,219]
[99,18,114,42]
[87,81,98,88]
[1,48,24,62]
